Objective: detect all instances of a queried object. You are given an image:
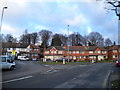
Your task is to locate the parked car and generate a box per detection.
[0,55,16,70]
[116,58,120,67]
[54,58,71,62]
[18,56,29,61]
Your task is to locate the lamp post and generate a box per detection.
[67,25,70,62]
[0,7,7,56]
[0,7,8,32]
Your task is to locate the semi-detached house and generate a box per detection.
[2,43,40,60]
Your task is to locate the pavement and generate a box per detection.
[109,66,120,88]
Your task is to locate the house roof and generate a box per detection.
[46,46,65,51]
[29,44,39,49]
[2,43,39,49]
[68,46,88,51]
[45,46,107,51]
[112,45,120,50]
[2,43,17,48]
[86,46,107,51]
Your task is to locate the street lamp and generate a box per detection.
[0,7,8,33]
[0,7,7,55]
[67,25,70,62]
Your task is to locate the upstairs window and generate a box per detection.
[102,51,106,54]
[80,51,84,54]
[51,51,57,54]
[58,51,63,54]
[113,50,117,53]
[76,51,79,54]
[73,51,76,54]
[95,51,100,53]
[89,51,93,54]
[45,51,49,54]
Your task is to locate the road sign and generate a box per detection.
[12,50,16,55]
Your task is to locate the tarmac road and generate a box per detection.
[2,62,114,88]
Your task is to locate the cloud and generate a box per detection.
[1,24,23,38]
[65,14,87,27]
[87,26,92,34]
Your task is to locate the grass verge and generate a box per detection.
[111,80,120,88]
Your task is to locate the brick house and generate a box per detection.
[87,46,108,61]
[108,45,120,60]
[2,43,40,60]
[44,46,108,61]
[44,46,66,60]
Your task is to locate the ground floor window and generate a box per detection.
[80,56,85,59]
[113,55,118,58]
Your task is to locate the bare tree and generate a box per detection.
[39,30,52,48]
[69,32,84,46]
[19,29,31,44]
[97,0,120,19]
[88,32,104,46]
[51,34,62,46]
[105,38,112,46]
[59,34,68,46]
[4,34,17,43]
[31,32,38,44]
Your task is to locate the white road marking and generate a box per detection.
[1,76,33,84]
[102,70,111,88]
[50,67,54,69]
[46,70,52,73]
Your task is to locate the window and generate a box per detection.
[102,51,106,54]
[76,51,79,54]
[113,50,117,53]
[89,56,94,58]
[34,49,38,51]
[34,54,38,56]
[113,55,118,58]
[73,51,76,54]
[58,51,63,54]
[95,51,100,53]
[51,51,57,54]
[80,51,84,54]
[80,56,85,59]
[45,51,49,54]
[89,51,93,54]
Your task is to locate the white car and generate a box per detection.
[18,56,29,61]
[0,55,16,70]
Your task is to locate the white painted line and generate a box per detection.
[1,76,33,84]
[46,70,52,73]
[50,67,54,69]
[102,70,111,88]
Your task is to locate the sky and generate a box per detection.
[0,0,119,44]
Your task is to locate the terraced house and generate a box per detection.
[108,45,120,60]
[44,46,108,61]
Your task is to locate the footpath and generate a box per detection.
[108,66,120,89]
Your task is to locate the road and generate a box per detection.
[2,61,115,88]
